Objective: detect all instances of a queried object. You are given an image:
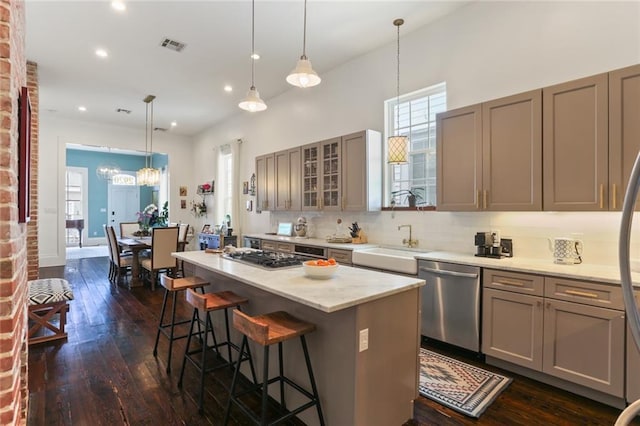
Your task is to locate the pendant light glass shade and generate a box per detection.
[239,86,267,112]
[388,135,409,164]
[286,57,321,88]
[96,162,121,180]
[239,0,267,112]
[287,0,320,88]
[137,94,160,186]
[387,18,409,165]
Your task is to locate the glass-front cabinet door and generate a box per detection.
[302,143,319,210]
[321,137,341,210]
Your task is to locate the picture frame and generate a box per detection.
[242,181,249,195]
[179,186,187,197]
[180,199,187,209]
[18,87,31,223]
[201,224,211,233]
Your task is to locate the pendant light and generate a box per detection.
[286,0,321,88]
[96,148,120,181]
[387,18,409,165]
[239,0,267,112]
[137,94,160,186]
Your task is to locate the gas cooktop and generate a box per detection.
[223,250,305,269]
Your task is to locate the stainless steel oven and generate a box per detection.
[418,260,481,352]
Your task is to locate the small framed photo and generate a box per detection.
[180,199,187,209]
[202,224,211,233]
[242,181,249,195]
[179,186,187,197]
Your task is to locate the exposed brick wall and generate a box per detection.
[0,1,29,425]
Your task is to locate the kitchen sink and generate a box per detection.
[351,247,424,275]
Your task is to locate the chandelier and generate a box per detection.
[137,95,160,186]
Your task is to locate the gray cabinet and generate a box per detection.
[256,153,275,212]
[627,322,640,402]
[302,137,341,211]
[483,269,625,397]
[275,148,301,211]
[543,73,609,211]
[609,63,640,211]
[341,130,382,211]
[437,90,541,211]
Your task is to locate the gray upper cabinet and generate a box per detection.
[341,130,382,211]
[302,137,342,211]
[482,90,542,211]
[436,104,482,211]
[274,147,301,211]
[543,73,609,211]
[609,64,640,211]
[437,90,541,212]
[256,153,275,212]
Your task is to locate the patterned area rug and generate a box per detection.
[419,348,512,418]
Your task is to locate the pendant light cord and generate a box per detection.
[149,99,154,169]
[302,0,307,59]
[144,101,149,168]
[395,19,401,137]
[251,0,256,88]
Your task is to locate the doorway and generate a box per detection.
[65,167,88,247]
[108,172,140,236]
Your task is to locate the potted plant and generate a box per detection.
[390,189,424,207]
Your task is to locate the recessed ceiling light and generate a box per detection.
[224,85,233,93]
[95,48,108,58]
[171,121,177,127]
[111,1,126,12]
[78,106,87,112]
[250,53,260,60]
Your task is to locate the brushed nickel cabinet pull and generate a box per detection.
[564,289,599,299]
[477,190,481,210]
[497,279,525,287]
[342,196,345,210]
[613,184,617,210]
[599,183,604,209]
[537,300,542,307]
[483,190,488,210]
[546,301,551,309]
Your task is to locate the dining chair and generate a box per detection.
[120,222,140,238]
[176,223,190,277]
[140,226,179,291]
[104,225,115,281]
[107,226,132,284]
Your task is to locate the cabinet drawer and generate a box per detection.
[276,242,293,253]
[261,241,276,251]
[544,277,623,310]
[483,269,543,296]
[327,248,352,265]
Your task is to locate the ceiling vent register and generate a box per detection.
[160,38,186,52]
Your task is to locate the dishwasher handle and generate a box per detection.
[419,266,479,279]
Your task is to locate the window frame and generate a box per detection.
[383,82,446,209]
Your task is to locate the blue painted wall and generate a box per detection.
[66,149,168,239]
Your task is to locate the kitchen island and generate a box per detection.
[174,250,425,426]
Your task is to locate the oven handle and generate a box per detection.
[419,267,478,279]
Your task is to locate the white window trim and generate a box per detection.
[383,82,446,206]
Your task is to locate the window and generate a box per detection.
[216,144,233,227]
[385,83,446,207]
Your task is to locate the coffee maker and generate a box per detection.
[474,231,513,258]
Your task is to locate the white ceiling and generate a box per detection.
[25,0,468,137]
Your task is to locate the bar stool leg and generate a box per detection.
[223,308,233,368]
[223,335,247,426]
[153,288,170,357]
[166,290,179,373]
[197,311,211,413]
[301,335,325,426]
[261,345,270,426]
[178,308,199,388]
[278,341,286,411]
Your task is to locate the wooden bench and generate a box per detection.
[28,278,74,345]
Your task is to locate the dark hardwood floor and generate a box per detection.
[28,255,637,425]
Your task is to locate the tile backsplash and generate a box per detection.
[263,210,640,267]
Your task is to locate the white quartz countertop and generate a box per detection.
[174,250,425,313]
[244,233,378,251]
[415,251,640,286]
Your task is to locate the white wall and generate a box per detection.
[39,115,195,266]
[192,1,640,266]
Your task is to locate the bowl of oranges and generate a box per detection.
[302,258,338,279]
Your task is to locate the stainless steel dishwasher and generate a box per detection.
[418,260,481,352]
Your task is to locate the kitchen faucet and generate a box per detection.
[398,224,418,248]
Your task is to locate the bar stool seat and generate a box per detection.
[179,288,256,414]
[153,274,209,373]
[224,309,325,426]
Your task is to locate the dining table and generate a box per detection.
[117,236,152,288]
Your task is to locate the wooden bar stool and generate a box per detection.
[153,274,209,373]
[224,310,325,426]
[178,288,257,413]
